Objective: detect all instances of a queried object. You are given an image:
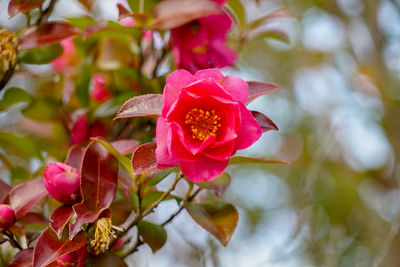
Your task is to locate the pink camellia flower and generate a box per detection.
[156,69,262,182]
[56,247,87,267]
[170,0,236,73]
[43,162,81,205]
[52,37,78,73]
[0,204,16,230]
[70,115,89,145]
[90,73,111,103]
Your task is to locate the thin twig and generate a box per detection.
[2,230,22,250]
[36,0,58,24]
[122,231,144,258]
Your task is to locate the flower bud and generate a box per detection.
[56,247,87,267]
[71,115,89,145]
[43,162,81,205]
[0,204,16,230]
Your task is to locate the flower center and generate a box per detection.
[0,28,18,74]
[185,108,222,141]
[90,217,122,255]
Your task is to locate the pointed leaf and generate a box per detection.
[249,8,291,29]
[110,139,139,156]
[226,0,246,26]
[9,178,48,218]
[115,94,163,119]
[184,201,238,246]
[18,22,81,50]
[80,141,118,211]
[33,228,87,267]
[250,111,278,132]
[65,145,84,170]
[117,3,131,20]
[8,249,33,267]
[8,0,45,18]
[229,156,289,165]
[0,87,32,110]
[137,220,167,253]
[18,212,48,227]
[92,137,133,176]
[18,43,63,65]
[198,172,231,197]
[68,203,110,239]
[250,29,290,44]
[245,81,281,105]
[50,206,74,239]
[152,0,223,29]
[0,179,11,203]
[131,142,172,175]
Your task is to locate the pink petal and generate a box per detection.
[194,69,224,84]
[179,156,229,182]
[162,70,196,116]
[184,78,233,100]
[221,75,248,103]
[155,117,178,166]
[201,140,235,160]
[235,102,262,150]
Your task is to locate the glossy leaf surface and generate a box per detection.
[115,94,163,119]
[250,110,279,132]
[245,81,281,105]
[137,220,167,252]
[8,0,45,17]
[50,205,74,239]
[8,249,33,267]
[131,142,172,175]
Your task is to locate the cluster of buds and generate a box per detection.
[90,217,122,255]
[0,28,18,75]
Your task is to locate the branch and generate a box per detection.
[2,230,22,250]
[36,0,58,24]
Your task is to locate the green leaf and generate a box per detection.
[0,132,42,160]
[226,0,246,26]
[198,172,231,197]
[67,16,97,30]
[22,99,59,121]
[18,43,63,65]
[92,137,133,176]
[184,201,238,246]
[0,87,31,110]
[251,29,290,44]
[229,156,289,165]
[75,60,91,107]
[137,220,167,253]
[141,191,181,211]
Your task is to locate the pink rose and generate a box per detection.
[70,115,89,145]
[0,204,16,230]
[90,73,111,103]
[56,247,87,267]
[52,37,78,73]
[156,69,262,182]
[170,0,236,73]
[43,162,81,205]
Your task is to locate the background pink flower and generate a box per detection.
[170,0,236,73]
[52,37,78,73]
[156,69,262,182]
[90,73,111,103]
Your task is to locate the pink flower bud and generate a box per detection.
[90,73,111,103]
[43,163,81,205]
[56,247,87,267]
[71,115,89,145]
[0,204,16,230]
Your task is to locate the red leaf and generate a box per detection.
[8,0,45,18]
[198,172,231,197]
[9,178,48,218]
[117,3,131,21]
[65,145,84,170]
[50,206,74,239]
[91,253,128,267]
[18,212,48,226]
[115,94,163,119]
[152,0,223,29]
[110,139,139,156]
[18,22,81,50]
[80,141,118,211]
[245,81,281,105]
[131,142,172,175]
[33,228,87,267]
[250,110,278,132]
[8,249,33,267]
[69,203,111,240]
[0,178,11,203]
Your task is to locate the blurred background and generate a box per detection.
[1,0,400,266]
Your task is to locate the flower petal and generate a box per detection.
[235,102,262,150]
[155,117,178,166]
[162,70,196,116]
[179,156,229,182]
[221,75,248,103]
[194,69,224,84]
[201,140,235,160]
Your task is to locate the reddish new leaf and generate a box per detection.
[9,178,48,218]
[33,228,87,267]
[152,0,223,29]
[198,172,231,197]
[115,94,163,119]
[69,203,111,240]
[184,201,238,246]
[245,81,281,105]
[0,178,11,203]
[8,249,33,267]
[65,145,84,170]
[117,3,131,21]
[18,212,48,226]
[8,0,45,18]
[18,22,81,50]
[110,139,139,155]
[80,141,118,211]
[131,142,172,175]
[250,111,278,132]
[50,206,74,239]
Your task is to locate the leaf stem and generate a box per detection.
[2,230,22,250]
[36,0,58,24]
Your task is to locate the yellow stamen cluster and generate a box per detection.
[90,217,121,255]
[0,28,18,74]
[185,108,222,141]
